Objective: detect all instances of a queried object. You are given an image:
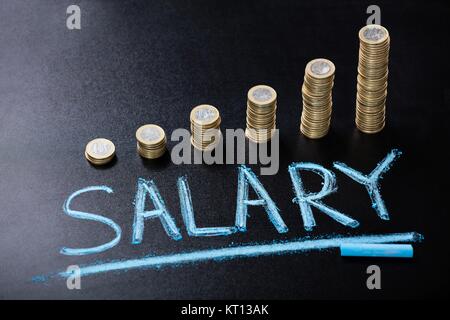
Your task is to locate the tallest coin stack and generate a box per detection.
[356,25,390,133]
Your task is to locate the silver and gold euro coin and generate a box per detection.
[300,58,336,139]
[190,104,222,151]
[85,138,116,165]
[246,85,277,143]
[356,24,390,134]
[136,124,167,159]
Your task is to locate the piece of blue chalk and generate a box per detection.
[340,243,413,258]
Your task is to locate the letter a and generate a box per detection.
[235,165,288,233]
[132,178,182,244]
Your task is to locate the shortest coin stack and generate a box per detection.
[190,104,222,151]
[246,85,277,143]
[136,124,167,159]
[300,58,335,139]
[85,138,116,165]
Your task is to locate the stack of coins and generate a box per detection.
[300,58,336,139]
[190,104,221,151]
[356,25,390,133]
[85,138,116,165]
[136,124,167,159]
[246,85,277,143]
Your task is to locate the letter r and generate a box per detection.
[288,163,359,231]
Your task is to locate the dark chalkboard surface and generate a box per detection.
[0,0,448,299]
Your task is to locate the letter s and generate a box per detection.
[60,186,121,255]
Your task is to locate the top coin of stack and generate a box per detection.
[300,58,336,139]
[85,138,116,165]
[356,25,390,134]
[190,104,222,151]
[245,85,277,143]
[136,124,167,159]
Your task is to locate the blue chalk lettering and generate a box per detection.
[60,186,121,256]
[235,165,288,233]
[333,149,402,220]
[178,176,236,236]
[288,163,359,231]
[132,178,182,244]
[340,243,413,258]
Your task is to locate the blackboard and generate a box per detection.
[0,0,448,299]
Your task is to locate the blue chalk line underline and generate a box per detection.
[55,232,422,279]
